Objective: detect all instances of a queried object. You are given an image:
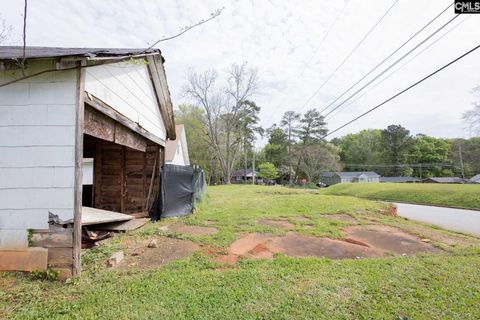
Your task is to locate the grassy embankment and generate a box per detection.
[1,185,479,319]
[321,183,480,210]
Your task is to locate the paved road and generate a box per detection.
[394,203,480,237]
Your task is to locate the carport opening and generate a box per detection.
[81,105,162,216]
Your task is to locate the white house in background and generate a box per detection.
[165,124,190,166]
[469,174,480,184]
[0,46,176,277]
[320,171,380,186]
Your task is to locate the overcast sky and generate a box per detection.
[1,0,480,144]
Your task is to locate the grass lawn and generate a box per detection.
[1,185,480,319]
[321,183,480,210]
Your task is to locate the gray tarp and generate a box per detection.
[151,164,205,220]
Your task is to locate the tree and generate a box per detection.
[463,86,480,135]
[174,104,222,184]
[337,129,383,171]
[239,100,263,184]
[264,124,288,168]
[183,63,258,183]
[449,137,480,177]
[380,125,413,175]
[299,143,341,182]
[280,111,300,183]
[298,109,328,144]
[258,162,278,181]
[408,135,451,177]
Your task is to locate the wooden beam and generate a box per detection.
[84,105,147,152]
[114,123,147,152]
[73,61,86,277]
[146,55,176,140]
[84,95,165,147]
[84,106,115,142]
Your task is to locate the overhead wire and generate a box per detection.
[325,14,472,122]
[319,2,453,115]
[322,43,480,139]
[295,0,400,114]
[259,0,350,127]
[322,14,460,119]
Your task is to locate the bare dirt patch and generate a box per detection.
[267,232,384,259]
[120,236,200,269]
[344,225,442,255]
[257,219,294,230]
[291,216,312,222]
[160,222,219,236]
[215,232,384,262]
[322,214,358,223]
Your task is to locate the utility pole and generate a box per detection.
[252,147,256,185]
[459,144,465,179]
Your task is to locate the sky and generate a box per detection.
[1,0,480,145]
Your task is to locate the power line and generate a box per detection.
[323,43,480,139]
[319,2,452,116]
[325,14,472,122]
[323,14,460,119]
[260,1,350,126]
[296,0,400,113]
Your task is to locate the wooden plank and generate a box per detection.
[121,146,126,213]
[146,55,176,140]
[48,247,73,267]
[0,248,48,272]
[31,229,73,248]
[92,218,149,231]
[84,95,165,147]
[73,61,85,277]
[114,123,147,152]
[81,206,133,226]
[84,106,115,142]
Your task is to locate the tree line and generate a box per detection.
[177,64,480,184]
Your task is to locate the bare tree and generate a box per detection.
[184,63,258,183]
[463,86,480,136]
[0,14,12,44]
[299,144,341,183]
[280,111,300,184]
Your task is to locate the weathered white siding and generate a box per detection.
[84,61,166,141]
[0,60,77,249]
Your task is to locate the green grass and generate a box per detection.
[1,185,480,319]
[321,183,480,210]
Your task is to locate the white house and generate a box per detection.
[165,124,190,166]
[0,47,176,277]
[470,174,480,184]
[320,172,380,186]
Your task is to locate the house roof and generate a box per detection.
[380,176,420,183]
[165,125,185,161]
[0,46,162,61]
[423,177,464,183]
[321,171,380,178]
[232,169,257,177]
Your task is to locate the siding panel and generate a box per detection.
[0,60,77,250]
[85,61,166,141]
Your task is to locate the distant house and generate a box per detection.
[470,174,480,184]
[320,172,380,186]
[422,177,464,184]
[380,176,420,183]
[231,169,258,183]
[165,125,190,166]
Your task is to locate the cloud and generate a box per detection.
[2,0,479,144]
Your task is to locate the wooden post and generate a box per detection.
[73,61,86,276]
